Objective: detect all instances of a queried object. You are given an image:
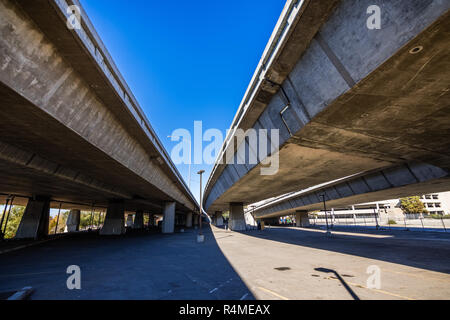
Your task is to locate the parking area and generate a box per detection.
[0,228,252,300]
[212,226,450,300]
[1,225,449,300]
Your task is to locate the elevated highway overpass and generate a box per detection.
[0,0,198,238]
[204,0,450,230]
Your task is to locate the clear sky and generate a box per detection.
[80,0,285,202]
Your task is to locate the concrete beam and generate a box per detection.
[162,202,176,234]
[15,197,50,239]
[100,200,125,235]
[203,0,450,213]
[253,163,449,219]
[65,209,81,232]
[0,0,198,213]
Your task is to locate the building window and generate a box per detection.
[425,195,431,200]
[435,203,441,208]
[433,195,439,200]
[427,203,434,208]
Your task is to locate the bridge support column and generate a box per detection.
[215,211,223,226]
[162,202,175,234]
[193,213,199,227]
[100,200,125,235]
[66,209,81,232]
[147,214,154,227]
[133,211,144,229]
[230,203,246,231]
[15,197,50,239]
[296,211,310,227]
[185,212,193,228]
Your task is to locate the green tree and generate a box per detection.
[1,206,25,239]
[400,196,427,214]
[49,211,69,234]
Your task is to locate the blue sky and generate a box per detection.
[80,0,285,201]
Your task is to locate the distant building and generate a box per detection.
[319,191,450,218]
[419,192,450,215]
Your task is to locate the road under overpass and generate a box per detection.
[0,0,198,239]
[204,0,450,230]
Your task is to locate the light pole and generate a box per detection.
[250,205,256,230]
[320,194,331,237]
[197,169,205,243]
[168,136,192,189]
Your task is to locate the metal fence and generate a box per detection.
[309,211,448,232]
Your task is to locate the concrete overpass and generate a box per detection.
[247,162,450,225]
[204,0,450,230]
[0,0,198,238]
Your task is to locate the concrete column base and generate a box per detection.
[162,202,175,234]
[185,212,193,228]
[193,213,199,227]
[133,211,144,229]
[100,200,125,235]
[15,197,50,239]
[66,209,81,232]
[296,211,310,227]
[215,211,224,226]
[230,203,246,231]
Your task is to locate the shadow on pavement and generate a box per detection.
[0,225,254,300]
[234,226,450,274]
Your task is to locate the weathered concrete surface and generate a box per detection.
[185,212,193,228]
[295,211,310,227]
[0,228,254,300]
[65,209,81,232]
[215,211,224,227]
[162,202,175,234]
[0,0,197,219]
[252,162,449,219]
[204,0,450,213]
[212,226,450,300]
[15,197,50,239]
[229,203,246,231]
[99,201,125,235]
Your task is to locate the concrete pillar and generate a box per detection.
[186,212,193,228]
[193,213,199,226]
[133,211,144,229]
[126,214,134,227]
[295,211,310,227]
[100,200,125,235]
[215,211,224,226]
[162,202,176,234]
[147,214,154,226]
[15,197,50,239]
[66,209,81,232]
[229,203,246,231]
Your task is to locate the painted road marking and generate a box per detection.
[255,286,289,300]
[240,293,249,300]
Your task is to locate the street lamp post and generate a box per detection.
[320,194,331,237]
[197,169,205,243]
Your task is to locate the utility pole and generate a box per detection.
[320,194,331,237]
[197,169,205,243]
